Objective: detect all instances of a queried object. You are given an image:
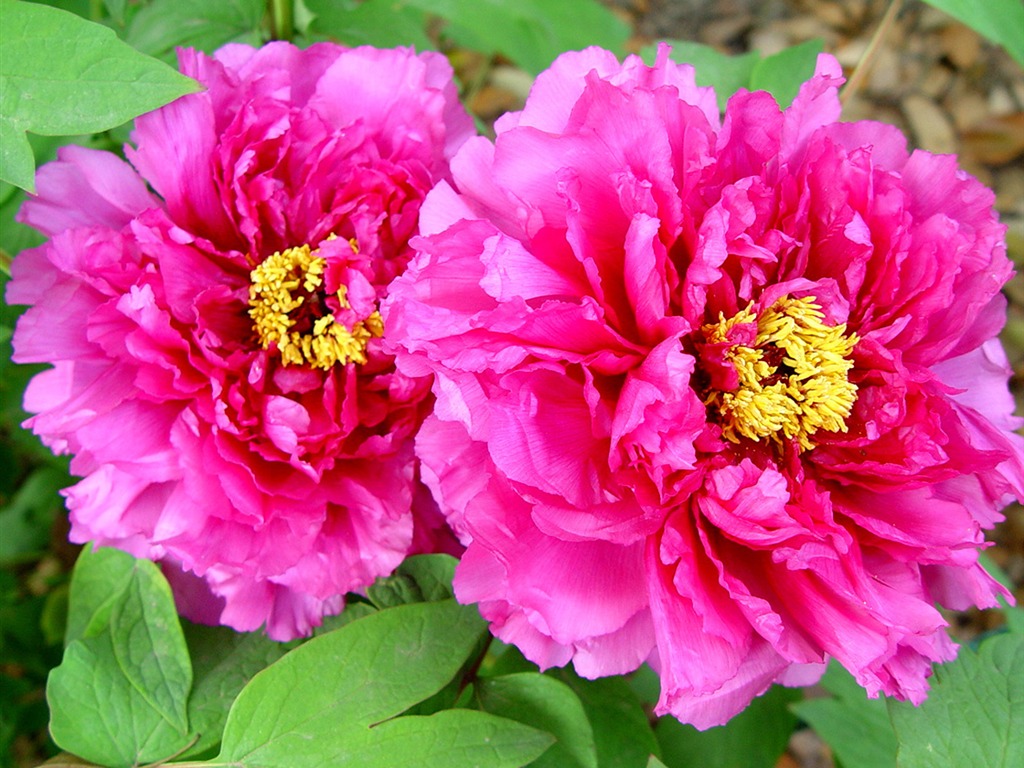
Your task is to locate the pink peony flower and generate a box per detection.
[8,42,473,640]
[383,47,1024,727]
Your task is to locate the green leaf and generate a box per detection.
[480,638,538,678]
[0,1,201,192]
[397,553,458,602]
[27,0,93,18]
[980,552,1024,634]
[0,119,34,193]
[181,622,291,758]
[500,0,631,75]
[921,0,1024,67]
[215,599,490,766]
[889,634,1024,768]
[62,545,130,644]
[103,0,128,25]
[657,684,801,768]
[366,553,458,608]
[0,183,41,259]
[550,668,661,768]
[749,39,824,108]
[0,268,56,468]
[648,38,824,111]
[324,709,553,768]
[476,672,597,768]
[790,661,897,768]
[402,0,630,75]
[305,0,434,50]
[0,133,90,265]
[125,0,266,62]
[626,662,661,706]
[40,583,69,647]
[0,466,67,566]
[314,599,377,634]
[646,758,670,768]
[643,41,759,112]
[46,547,194,766]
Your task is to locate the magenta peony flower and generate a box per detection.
[8,42,473,640]
[383,47,1024,727]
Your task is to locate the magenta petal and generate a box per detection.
[386,43,1021,727]
[654,638,791,730]
[10,41,473,640]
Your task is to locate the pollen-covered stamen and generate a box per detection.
[701,296,858,451]
[248,243,383,369]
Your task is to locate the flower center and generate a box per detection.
[248,243,383,369]
[701,296,858,452]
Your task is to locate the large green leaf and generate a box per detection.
[0,1,200,192]
[181,622,291,759]
[212,599,548,767]
[921,0,1024,67]
[46,547,194,767]
[313,709,553,768]
[790,661,897,768]
[551,668,661,768]
[476,672,597,768]
[889,634,1024,768]
[657,684,801,768]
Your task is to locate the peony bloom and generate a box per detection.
[8,42,473,639]
[384,47,1024,727]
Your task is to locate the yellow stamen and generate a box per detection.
[702,296,858,451]
[248,243,383,369]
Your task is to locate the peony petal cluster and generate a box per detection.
[384,47,1024,727]
[8,42,473,640]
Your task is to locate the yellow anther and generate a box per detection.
[248,244,383,369]
[702,296,858,451]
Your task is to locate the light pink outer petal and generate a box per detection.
[18,145,161,236]
[418,415,655,672]
[501,45,718,136]
[309,46,474,166]
[932,339,1024,433]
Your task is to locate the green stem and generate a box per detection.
[459,632,494,697]
[268,0,295,41]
